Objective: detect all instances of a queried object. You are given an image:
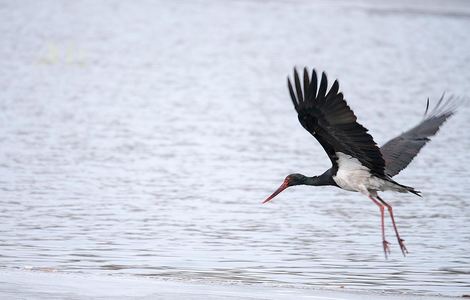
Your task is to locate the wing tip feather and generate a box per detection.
[287,77,298,111]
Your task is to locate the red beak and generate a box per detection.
[262,179,289,204]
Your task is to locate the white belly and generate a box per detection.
[332,152,385,194]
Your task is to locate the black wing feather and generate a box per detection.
[288,67,386,176]
[380,95,458,177]
[303,69,310,101]
[287,79,298,110]
[309,69,317,100]
[294,69,304,104]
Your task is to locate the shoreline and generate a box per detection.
[0,269,462,300]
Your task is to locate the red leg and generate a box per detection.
[368,196,390,258]
[377,195,408,256]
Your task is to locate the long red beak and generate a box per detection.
[262,180,289,204]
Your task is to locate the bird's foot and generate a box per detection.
[383,240,391,259]
[397,238,408,256]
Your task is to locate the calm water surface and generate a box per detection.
[1,0,470,297]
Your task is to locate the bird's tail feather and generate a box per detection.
[386,177,422,197]
[407,187,422,197]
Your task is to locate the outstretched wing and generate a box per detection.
[381,95,457,177]
[288,67,386,176]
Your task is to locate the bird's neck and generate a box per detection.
[304,170,336,187]
[303,176,327,186]
[302,176,321,186]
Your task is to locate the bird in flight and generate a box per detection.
[263,67,457,257]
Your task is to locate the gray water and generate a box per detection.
[1,0,470,297]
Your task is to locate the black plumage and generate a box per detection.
[381,95,457,177]
[287,68,386,176]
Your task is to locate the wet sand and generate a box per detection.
[0,269,462,300]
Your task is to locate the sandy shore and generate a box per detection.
[0,269,462,300]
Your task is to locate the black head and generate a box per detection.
[262,173,308,204]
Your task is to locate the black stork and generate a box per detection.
[263,67,457,257]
